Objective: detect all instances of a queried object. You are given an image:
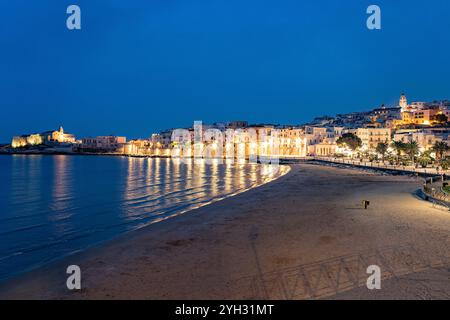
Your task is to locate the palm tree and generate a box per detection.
[375,142,388,163]
[418,153,432,168]
[432,141,449,161]
[404,141,419,164]
[440,158,450,171]
[391,141,405,164]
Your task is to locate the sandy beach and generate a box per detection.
[1,163,450,300]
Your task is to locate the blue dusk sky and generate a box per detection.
[0,0,449,142]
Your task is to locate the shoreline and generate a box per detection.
[0,152,306,163]
[0,162,291,288]
[1,163,450,299]
[0,151,168,158]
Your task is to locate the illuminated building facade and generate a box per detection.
[355,128,391,151]
[398,94,449,126]
[11,126,75,148]
[80,136,127,152]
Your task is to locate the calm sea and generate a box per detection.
[0,155,286,281]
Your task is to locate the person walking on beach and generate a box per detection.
[362,200,370,210]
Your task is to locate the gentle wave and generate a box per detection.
[0,155,289,281]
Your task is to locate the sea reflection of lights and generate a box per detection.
[238,163,246,187]
[11,155,43,206]
[164,157,171,194]
[185,157,193,191]
[155,157,162,184]
[122,157,288,225]
[0,156,292,282]
[173,156,181,179]
[146,157,152,183]
[250,163,257,183]
[224,160,233,193]
[125,158,138,205]
[261,164,277,177]
[51,155,74,214]
[50,155,77,237]
[211,159,219,196]
[196,159,207,199]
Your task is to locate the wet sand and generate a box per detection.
[1,163,450,300]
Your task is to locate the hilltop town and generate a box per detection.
[2,94,450,168]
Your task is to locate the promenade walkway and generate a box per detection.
[313,156,450,210]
